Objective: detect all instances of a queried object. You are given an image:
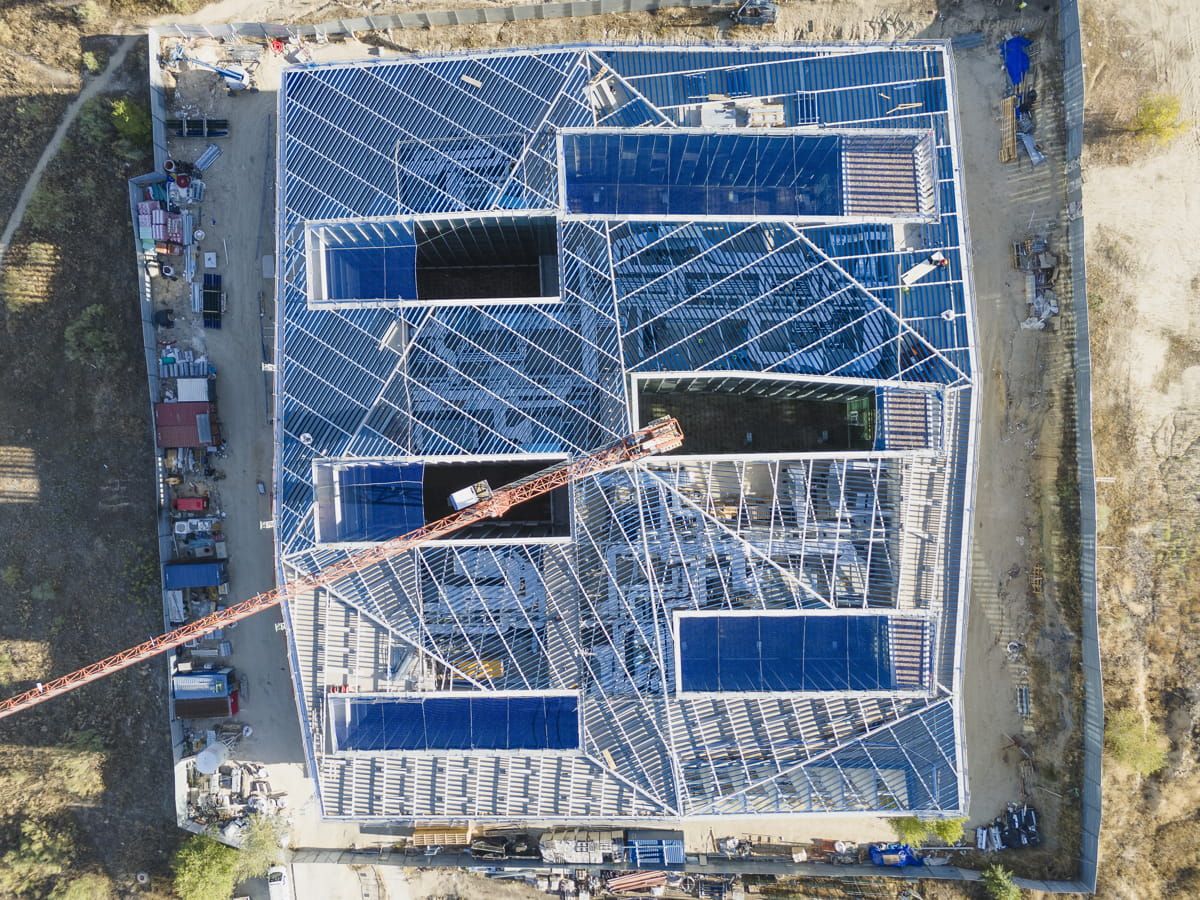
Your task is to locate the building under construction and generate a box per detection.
[273,43,978,823]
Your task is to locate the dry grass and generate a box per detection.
[1,241,60,320]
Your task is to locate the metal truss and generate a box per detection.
[273,43,978,821]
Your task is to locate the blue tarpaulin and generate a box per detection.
[332,695,580,751]
[1002,36,1032,87]
[677,614,903,692]
[869,843,924,867]
[562,131,843,217]
[335,463,424,541]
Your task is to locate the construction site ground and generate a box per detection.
[0,0,1100,894]
[157,0,1084,879]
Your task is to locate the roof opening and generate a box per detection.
[675,612,931,694]
[314,458,571,544]
[330,692,580,752]
[636,375,875,454]
[306,214,560,307]
[560,129,937,221]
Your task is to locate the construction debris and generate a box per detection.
[974,803,1042,852]
[1013,233,1060,329]
[999,35,1045,166]
[901,250,949,286]
[184,727,288,830]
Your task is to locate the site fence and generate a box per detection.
[157,0,732,40]
[1058,0,1102,894]
[127,33,190,829]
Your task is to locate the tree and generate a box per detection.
[927,817,967,845]
[889,816,928,845]
[981,864,1022,900]
[1106,707,1169,776]
[234,814,285,880]
[1130,94,1189,144]
[63,304,122,368]
[172,835,238,900]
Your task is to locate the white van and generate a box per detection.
[266,866,289,900]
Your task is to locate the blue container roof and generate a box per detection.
[163,560,227,589]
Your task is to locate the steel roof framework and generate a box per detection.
[273,43,978,822]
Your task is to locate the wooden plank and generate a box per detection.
[1000,95,1018,163]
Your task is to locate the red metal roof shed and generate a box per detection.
[154,401,220,448]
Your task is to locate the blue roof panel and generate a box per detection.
[334,695,580,751]
[563,131,843,218]
[677,614,926,693]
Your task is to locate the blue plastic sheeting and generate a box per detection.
[677,615,898,692]
[324,243,416,301]
[562,132,843,217]
[1002,36,1032,87]
[869,843,924,867]
[163,560,228,589]
[335,463,424,542]
[333,695,579,751]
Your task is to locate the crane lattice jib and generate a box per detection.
[0,418,682,721]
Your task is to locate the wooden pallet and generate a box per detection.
[1000,95,1018,163]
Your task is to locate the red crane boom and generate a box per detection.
[0,417,683,721]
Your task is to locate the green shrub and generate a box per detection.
[889,816,928,845]
[51,872,115,900]
[75,1,105,28]
[23,184,69,232]
[0,818,74,896]
[81,51,102,74]
[981,864,1021,900]
[1130,94,1189,143]
[64,304,122,368]
[76,97,113,147]
[172,835,238,900]
[1106,707,1169,775]
[927,817,967,845]
[110,98,151,146]
[235,814,286,879]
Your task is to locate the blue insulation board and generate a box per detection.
[324,234,417,302]
[334,695,580,751]
[335,463,424,541]
[562,132,843,217]
[677,615,896,692]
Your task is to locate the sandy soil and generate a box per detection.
[1080,1,1200,897]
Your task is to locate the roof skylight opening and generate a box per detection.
[305,214,560,308]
